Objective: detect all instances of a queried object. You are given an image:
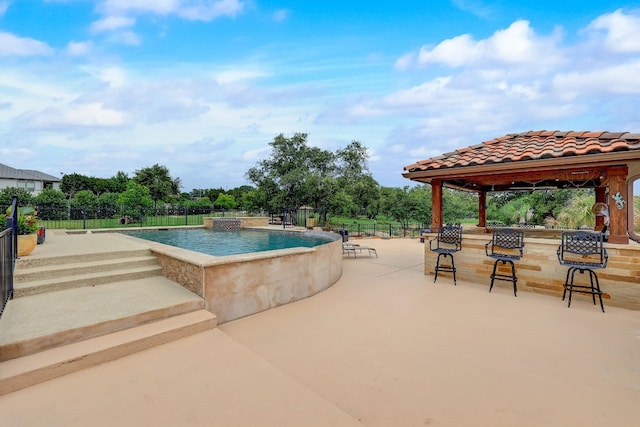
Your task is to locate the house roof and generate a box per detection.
[0,163,61,182]
[403,131,640,192]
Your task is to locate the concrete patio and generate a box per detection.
[0,236,639,426]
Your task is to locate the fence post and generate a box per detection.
[185,207,189,225]
[389,224,392,238]
[9,195,18,261]
[82,209,86,229]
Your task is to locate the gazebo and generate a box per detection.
[403,130,640,244]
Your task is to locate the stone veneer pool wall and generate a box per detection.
[149,229,342,323]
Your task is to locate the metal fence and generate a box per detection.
[327,222,428,240]
[35,206,245,230]
[0,228,14,318]
[1,196,18,319]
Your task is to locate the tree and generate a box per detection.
[213,194,237,210]
[380,186,418,229]
[556,190,595,229]
[133,164,181,208]
[441,189,477,223]
[35,188,68,220]
[118,181,153,220]
[0,187,34,208]
[70,190,99,219]
[97,192,120,219]
[109,171,130,193]
[246,133,336,211]
[246,134,379,222]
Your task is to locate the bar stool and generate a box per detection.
[485,228,525,297]
[429,224,463,285]
[557,231,608,312]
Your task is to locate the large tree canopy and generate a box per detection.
[246,133,378,216]
[133,164,181,208]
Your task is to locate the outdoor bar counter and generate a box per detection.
[423,228,640,310]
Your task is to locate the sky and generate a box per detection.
[1,0,640,192]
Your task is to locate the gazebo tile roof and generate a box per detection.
[403,130,640,173]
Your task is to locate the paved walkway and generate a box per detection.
[1,236,639,426]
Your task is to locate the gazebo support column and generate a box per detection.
[431,179,443,231]
[478,191,486,228]
[595,186,606,231]
[607,166,629,244]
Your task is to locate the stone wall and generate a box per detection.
[150,233,342,323]
[424,233,640,310]
[203,216,269,229]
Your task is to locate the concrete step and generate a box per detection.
[13,264,163,298]
[0,277,205,362]
[15,248,152,269]
[0,310,217,396]
[14,254,160,284]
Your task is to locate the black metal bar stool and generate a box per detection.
[557,231,608,312]
[485,228,525,297]
[429,224,463,285]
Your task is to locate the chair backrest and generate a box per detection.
[430,224,462,252]
[489,228,525,252]
[438,223,462,245]
[558,231,607,266]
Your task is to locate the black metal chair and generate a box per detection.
[485,228,525,297]
[557,231,608,312]
[429,224,463,285]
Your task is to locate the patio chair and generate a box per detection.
[557,231,608,312]
[343,242,377,258]
[429,224,463,285]
[485,228,525,296]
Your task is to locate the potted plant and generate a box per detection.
[6,206,39,256]
[307,212,317,228]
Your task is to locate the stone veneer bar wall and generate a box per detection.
[424,233,640,310]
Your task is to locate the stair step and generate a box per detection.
[15,248,153,269]
[14,255,159,283]
[0,277,204,362]
[0,310,217,396]
[13,265,163,298]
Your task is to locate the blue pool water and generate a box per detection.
[123,228,333,256]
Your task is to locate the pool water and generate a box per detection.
[123,228,333,256]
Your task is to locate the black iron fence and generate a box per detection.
[35,206,245,230]
[1,196,18,319]
[0,229,14,318]
[327,222,428,240]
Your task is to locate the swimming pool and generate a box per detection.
[124,228,333,257]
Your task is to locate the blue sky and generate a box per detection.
[1,1,640,191]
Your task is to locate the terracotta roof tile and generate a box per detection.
[404,130,640,173]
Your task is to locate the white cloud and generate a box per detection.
[0,32,54,57]
[91,15,136,33]
[82,66,128,88]
[451,0,494,18]
[553,60,640,97]
[179,0,244,21]
[66,41,92,56]
[405,20,562,69]
[213,68,268,84]
[96,0,244,21]
[273,9,289,22]
[24,102,127,130]
[587,9,640,53]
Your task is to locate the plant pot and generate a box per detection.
[18,234,38,257]
[307,218,317,228]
